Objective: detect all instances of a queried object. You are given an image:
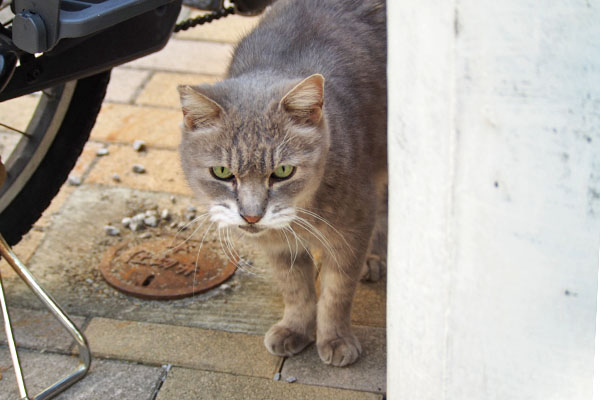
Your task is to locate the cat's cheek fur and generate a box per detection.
[209,202,244,227]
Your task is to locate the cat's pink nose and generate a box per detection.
[242,215,261,224]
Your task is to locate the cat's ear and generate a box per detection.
[178,85,224,131]
[280,74,324,125]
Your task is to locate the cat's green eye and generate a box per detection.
[272,165,295,180]
[211,166,233,180]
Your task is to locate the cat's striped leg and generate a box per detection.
[316,255,364,367]
[264,250,317,357]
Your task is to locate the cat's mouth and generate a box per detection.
[238,224,264,234]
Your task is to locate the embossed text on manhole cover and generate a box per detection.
[99,237,236,300]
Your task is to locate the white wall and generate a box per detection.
[387,1,600,398]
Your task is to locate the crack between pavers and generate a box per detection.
[149,363,172,400]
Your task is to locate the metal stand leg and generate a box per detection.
[0,234,91,400]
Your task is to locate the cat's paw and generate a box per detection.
[264,324,314,357]
[317,333,362,367]
[361,254,385,282]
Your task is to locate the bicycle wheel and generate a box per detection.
[0,71,111,245]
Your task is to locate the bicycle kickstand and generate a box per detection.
[0,158,91,400]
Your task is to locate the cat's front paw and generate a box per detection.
[264,324,314,357]
[317,333,362,367]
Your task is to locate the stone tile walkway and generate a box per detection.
[0,6,386,400]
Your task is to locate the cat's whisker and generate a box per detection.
[192,220,215,295]
[284,225,316,266]
[225,227,256,272]
[219,227,256,275]
[296,208,353,254]
[292,220,331,259]
[293,216,337,259]
[164,213,210,257]
[280,228,296,272]
[292,216,347,277]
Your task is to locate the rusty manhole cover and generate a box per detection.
[99,237,236,300]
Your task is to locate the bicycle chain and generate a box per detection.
[174,5,235,32]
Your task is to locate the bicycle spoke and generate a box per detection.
[0,122,30,137]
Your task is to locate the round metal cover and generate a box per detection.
[99,237,236,300]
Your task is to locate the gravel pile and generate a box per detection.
[103,202,203,238]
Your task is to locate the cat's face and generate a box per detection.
[179,74,329,236]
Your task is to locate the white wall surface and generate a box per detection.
[387,1,600,398]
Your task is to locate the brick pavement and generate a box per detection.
[0,7,386,399]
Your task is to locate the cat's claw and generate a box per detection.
[264,325,314,357]
[317,334,362,367]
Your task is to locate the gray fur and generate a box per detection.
[178,0,386,366]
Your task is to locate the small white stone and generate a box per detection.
[104,225,120,236]
[132,164,146,174]
[273,372,281,381]
[68,176,82,186]
[121,217,132,226]
[129,221,143,232]
[145,209,158,218]
[161,209,170,220]
[132,140,146,152]
[144,215,158,227]
[96,148,109,156]
[133,213,146,222]
[184,211,196,221]
[112,173,121,182]
[170,196,176,204]
[285,376,297,383]
[139,232,152,239]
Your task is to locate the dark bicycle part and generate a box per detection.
[0,46,16,92]
[13,0,173,54]
[233,0,274,15]
[0,0,182,101]
[182,0,223,11]
[174,6,234,32]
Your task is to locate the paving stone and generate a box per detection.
[352,278,386,328]
[126,39,233,75]
[281,326,386,394]
[175,13,262,43]
[86,145,193,195]
[155,367,383,400]
[104,68,151,104]
[34,141,102,229]
[0,94,39,133]
[0,229,44,279]
[85,318,281,378]
[70,141,104,180]
[0,347,163,400]
[90,103,182,148]
[0,308,86,352]
[136,72,220,109]
[1,186,283,335]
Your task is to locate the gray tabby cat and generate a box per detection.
[178,0,386,367]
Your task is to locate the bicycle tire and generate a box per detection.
[0,71,111,246]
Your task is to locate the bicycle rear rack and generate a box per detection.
[13,0,173,53]
[0,158,90,400]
